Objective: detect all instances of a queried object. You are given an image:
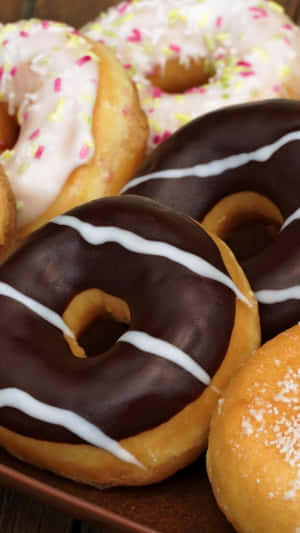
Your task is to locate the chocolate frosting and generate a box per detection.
[124,100,300,340]
[0,196,235,443]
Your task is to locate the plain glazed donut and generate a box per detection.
[122,99,300,342]
[0,195,259,486]
[82,0,300,150]
[207,324,300,533]
[0,20,148,237]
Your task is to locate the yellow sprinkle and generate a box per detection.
[30,142,39,157]
[52,47,61,53]
[251,46,269,61]
[87,51,100,62]
[279,64,291,79]
[1,24,17,34]
[162,46,173,57]
[90,22,103,32]
[203,58,215,75]
[67,33,85,48]
[222,93,230,100]
[16,201,24,211]
[203,33,215,51]
[143,41,153,55]
[198,13,209,28]
[81,113,92,125]
[113,13,135,26]
[234,80,243,92]
[268,1,284,13]
[17,110,23,125]
[4,62,11,72]
[149,118,162,133]
[81,93,94,103]
[174,112,191,125]
[47,97,66,122]
[216,32,230,43]
[1,150,13,161]
[103,29,117,38]
[175,95,184,103]
[251,88,259,98]
[23,21,34,31]
[18,161,30,176]
[168,8,187,24]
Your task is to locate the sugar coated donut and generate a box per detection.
[0,195,259,486]
[0,20,148,236]
[122,99,300,341]
[207,324,300,533]
[82,0,300,150]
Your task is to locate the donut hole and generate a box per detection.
[202,192,284,262]
[147,57,214,94]
[0,102,19,155]
[63,289,130,358]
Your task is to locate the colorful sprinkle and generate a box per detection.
[127,28,141,43]
[20,31,29,38]
[10,66,17,77]
[249,7,268,19]
[117,1,131,14]
[54,77,62,92]
[169,44,181,53]
[76,55,92,66]
[29,129,40,141]
[79,144,90,160]
[41,21,50,30]
[34,146,45,159]
[216,16,223,28]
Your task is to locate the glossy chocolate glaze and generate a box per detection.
[124,100,300,340]
[0,196,235,443]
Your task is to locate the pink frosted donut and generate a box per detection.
[0,19,147,235]
[82,0,300,151]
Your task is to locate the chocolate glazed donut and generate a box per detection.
[122,100,300,341]
[0,195,259,486]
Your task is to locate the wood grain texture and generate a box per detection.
[34,0,120,28]
[0,487,74,533]
[0,0,25,22]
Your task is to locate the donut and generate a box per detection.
[0,167,17,259]
[122,99,300,341]
[82,0,300,151]
[0,20,148,237]
[207,324,300,533]
[0,195,259,486]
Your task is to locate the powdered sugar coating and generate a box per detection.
[82,0,300,150]
[0,20,98,227]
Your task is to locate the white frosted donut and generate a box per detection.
[0,20,148,233]
[82,0,300,151]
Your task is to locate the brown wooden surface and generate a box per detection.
[0,1,299,533]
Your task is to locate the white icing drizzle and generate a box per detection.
[118,330,211,385]
[53,215,249,305]
[0,387,142,467]
[256,286,300,304]
[121,130,300,193]
[0,282,74,338]
[281,207,300,230]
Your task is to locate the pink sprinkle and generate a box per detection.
[153,134,161,145]
[282,23,292,30]
[54,77,62,92]
[23,112,29,121]
[127,28,142,43]
[153,131,171,145]
[161,130,171,142]
[216,53,225,60]
[169,44,181,53]
[97,39,105,44]
[79,145,90,160]
[2,39,8,46]
[249,6,267,18]
[29,129,40,141]
[117,1,131,14]
[124,63,132,70]
[150,86,163,98]
[216,16,223,28]
[10,66,17,77]
[284,37,291,45]
[76,55,91,66]
[240,71,255,77]
[34,146,45,159]
[122,108,130,116]
[42,21,50,30]
[237,60,252,67]
[0,67,3,82]
[147,107,155,114]
[20,31,29,38]
[71,29,82,36]
[273,84,280,93]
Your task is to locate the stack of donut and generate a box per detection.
[0,2,299,533]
